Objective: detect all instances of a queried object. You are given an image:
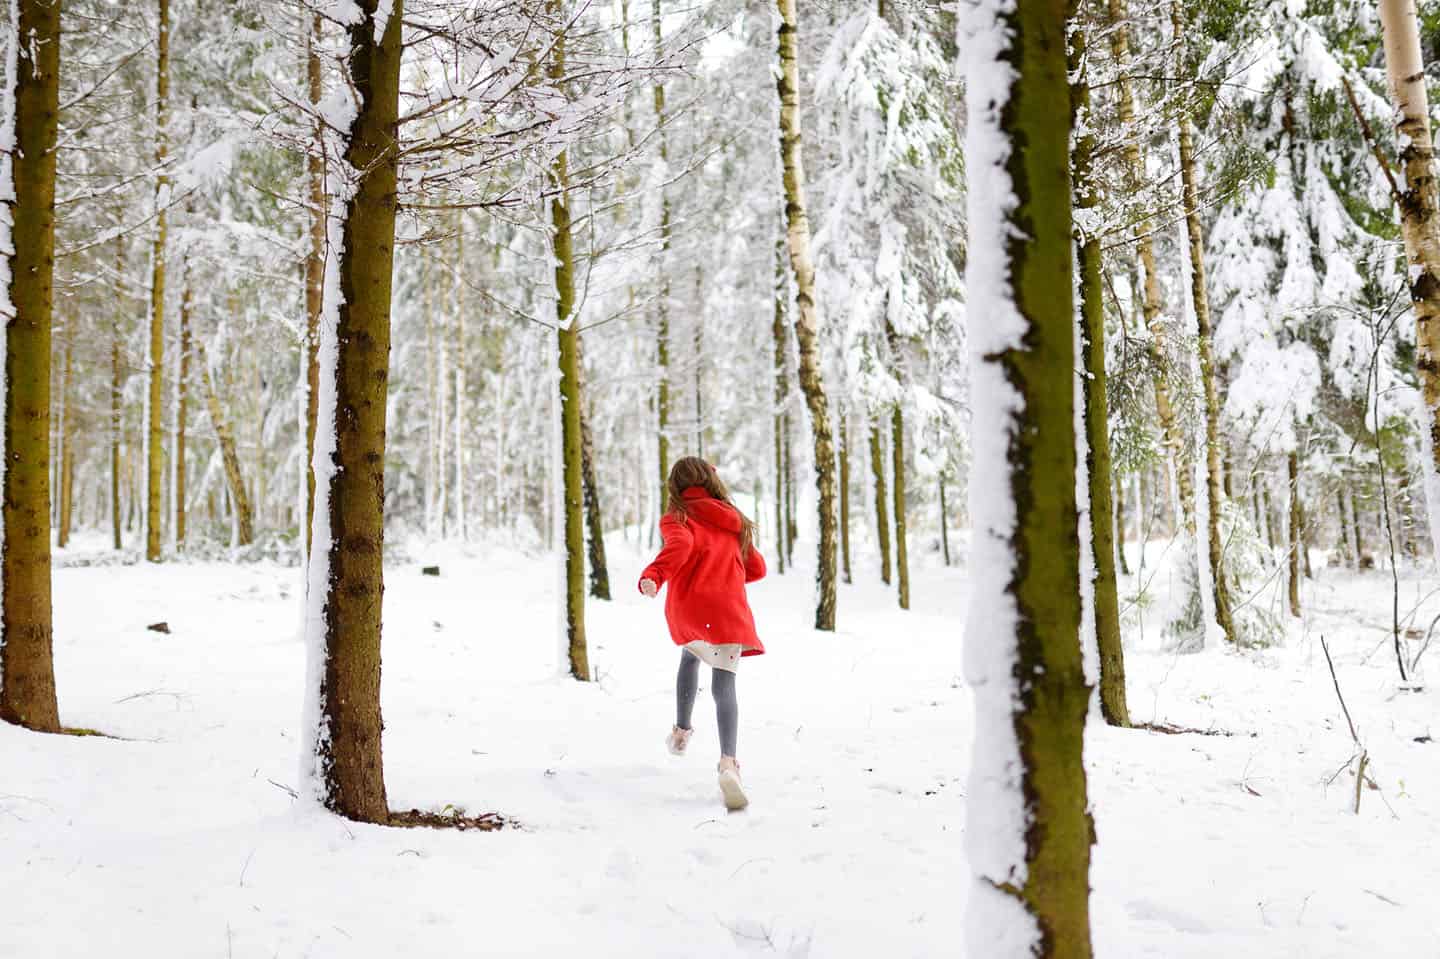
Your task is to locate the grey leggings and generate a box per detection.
[676,649,738,757]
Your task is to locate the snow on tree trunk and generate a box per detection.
[775,0,839,631]
[301,0,401,824]
[0,0,61,732]
[1378,0,1440,571]
[304,8,324,559]
[963,0,1094,952]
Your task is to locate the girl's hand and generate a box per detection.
[639,578,658,598]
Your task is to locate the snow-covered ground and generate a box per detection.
[3,533,1437,957]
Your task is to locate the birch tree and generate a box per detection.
[1378,0,1440,570]
[775,0,838,631]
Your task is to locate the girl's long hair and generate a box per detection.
[666,456,757,558]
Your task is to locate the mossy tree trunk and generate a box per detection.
[146,0,171,563]
[0,0,63,732]
[1071,18,1130,726]
[775,0,839,630]
[308,0,403,823]
[869,420,891,584]
[549,7,590,680]
[1174,3,1237,644]
[304,7,324,559]
[1378,0,1440,569]
[966,0,1094,950]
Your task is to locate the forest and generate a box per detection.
[2,0,1439,955]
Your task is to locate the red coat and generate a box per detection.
[640,487,767,656]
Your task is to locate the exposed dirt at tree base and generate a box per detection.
[388,808,511,832]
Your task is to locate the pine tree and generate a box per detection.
[304,0,403,824]
[0,0,63,732]
[965,0,1094,950]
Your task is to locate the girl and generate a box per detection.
[639,457,767,811]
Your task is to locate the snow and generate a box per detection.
[959,0,1035,952]
[5,535,1440,956]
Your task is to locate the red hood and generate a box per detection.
[681,487,742,532]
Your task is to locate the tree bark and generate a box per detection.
[653,0,671,514]
[549,8,591,680]
[146,0,170,563]
[175,257,192,548]
[57,330,75,549]
[1114,473,1132,575]
[1288,451,1302,616]
[1072,17,1130,725]
[890,403,909,610]
[452,216,467,541]
[196,344,254,546]
[1378,0,1440,569]
[112,237,125,551]
[775,0,839,631]
[0,0,63,732]
[939,474,951,566]
[839,409,852,584]
[304,7,324,558]
[772,232,788,575]
[1174,13,1238,643]
[578,340,611,601]
[307,0,402,823]
[966,0,1094,947]
[1106,0,1193,531]
[869,420,891,584]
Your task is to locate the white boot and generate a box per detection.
[717,756,748,811]
[666,725,693,756]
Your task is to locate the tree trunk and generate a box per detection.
[966,0,1094,947]
[424,260,438,536]
[869,420,891,584]
[57,331,75,549]
[549,10,591,681]
[694,267,705,457]
[0,0,63,732]
[1335,486,1351,565]
[146,0,170,563]
[1072,18,1130,725]
[891,403,909,610]
[1351,484,1366,564]
[939,474,951,566]
[304,7,324,558]
[1288,451,1302,616]
[1114,473,1132,576]
[1106,0,1193,532]
[775,0,839,631]
[1174,20,1238,644]
[839,409,852,584]
[112,238,125,551]
[452,217,467,541]
[772,232,788,575]
[175,257,192,548]
[1263,481,1278,550]
[304,0,401,824]
[1378,0,1440,569]
[578,341,611,601]
[653,0,671,515]
[196,344,254,546]
[784,412,796,566]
